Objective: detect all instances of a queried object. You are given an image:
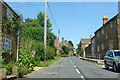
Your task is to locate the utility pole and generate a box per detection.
[57,29,60,55]
[44,0,47,61]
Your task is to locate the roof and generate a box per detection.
[91,36,95,40]
[81,38,91,44]
[1,0,18,17]
[95,14,119,34]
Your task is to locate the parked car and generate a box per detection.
[104,50,120,72]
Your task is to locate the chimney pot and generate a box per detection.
[103,15,108,25]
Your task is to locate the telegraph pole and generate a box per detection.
[44,0,47,61]
[57,29,60,55]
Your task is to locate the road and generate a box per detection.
[28,57,119,79]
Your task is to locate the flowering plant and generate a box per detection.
[18,39,35,71]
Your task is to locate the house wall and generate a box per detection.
[0,2,2,56]
[118,15,120,50]
[91,37,95,56]
[1,2,18,59]
[85,44,91,57]
[95,15,118,59]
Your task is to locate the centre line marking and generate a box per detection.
[81,76,85,80]
[76,69,80,74]
[74,65,76,68]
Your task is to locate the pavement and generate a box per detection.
[26,57,120,79]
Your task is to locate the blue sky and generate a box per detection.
[7,2,118,48]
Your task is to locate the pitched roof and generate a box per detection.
[95,14,119,34]
[1,0,18,17]
[81,38,91,44]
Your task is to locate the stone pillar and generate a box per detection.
[2,68,6,79]
[83,48,85,58]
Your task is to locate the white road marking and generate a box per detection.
[74,65,76,68]
[81,76,85,80]
[76,69,80,74]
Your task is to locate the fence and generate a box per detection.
[85,54,101,60]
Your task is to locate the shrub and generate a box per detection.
[60,50,67,57]
[62,45,69,55]
[73,53,77,56]
[18,39,36,71]
[46,46,55,59]
[0,56,3,69]
[18,66,28,77]
[4,62,16,75]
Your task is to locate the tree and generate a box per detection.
[68,40,74,47]
[62,45,69,55]
[76,42,83,55]
[20,11,56,47]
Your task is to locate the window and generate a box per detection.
[7,9,13,20]
[106,35,108,39]
[102,43,104,50]
[97,32,99,38]
[102,29,104,35]
[117,18,119,24]
[114,51,120,56]
[109,51,113,57]
[3,37,12,51]
[110,23,112,28]
[109,40,113,49]
[97,46,100,52]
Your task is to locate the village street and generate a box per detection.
[27,57,119,79]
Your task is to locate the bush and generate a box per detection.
[46,46,55,59]
[4,62,16,75]
[60,50,67,57]
[18,38,36,71]
[73,53,77,56]
[62,45,69,55]
[0,56,4,69]
[18,66,28,77]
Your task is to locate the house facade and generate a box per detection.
[91,36,95,56]
[95,14,120,59]
[0,0,19,60]
[0,2,2,56]
[85,44,91,57]
[80,38,91,49]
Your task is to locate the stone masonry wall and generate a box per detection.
[95,16,118,59]
[0,2,2,56]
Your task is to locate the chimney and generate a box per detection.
[62,38,64,41]
[103,15,108,25]
[90,35,93,39]
[65,40,68,43]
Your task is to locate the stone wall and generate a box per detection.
[0,2,2,56]
[85,44,91,57]
[1,2,18,60]
[95,15,118,59]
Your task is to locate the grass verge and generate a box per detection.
[37,57,61,67]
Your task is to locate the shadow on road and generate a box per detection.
[102,68,120,73]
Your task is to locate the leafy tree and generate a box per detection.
[68,40,74,47]
[76,42,83,55]
[62,45,69,55]
[20,11,55,47]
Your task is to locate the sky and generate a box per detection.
[6,1,118,48]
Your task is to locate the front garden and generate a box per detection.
[0,11,60,79]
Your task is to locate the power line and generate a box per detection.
[47,2,59,30]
